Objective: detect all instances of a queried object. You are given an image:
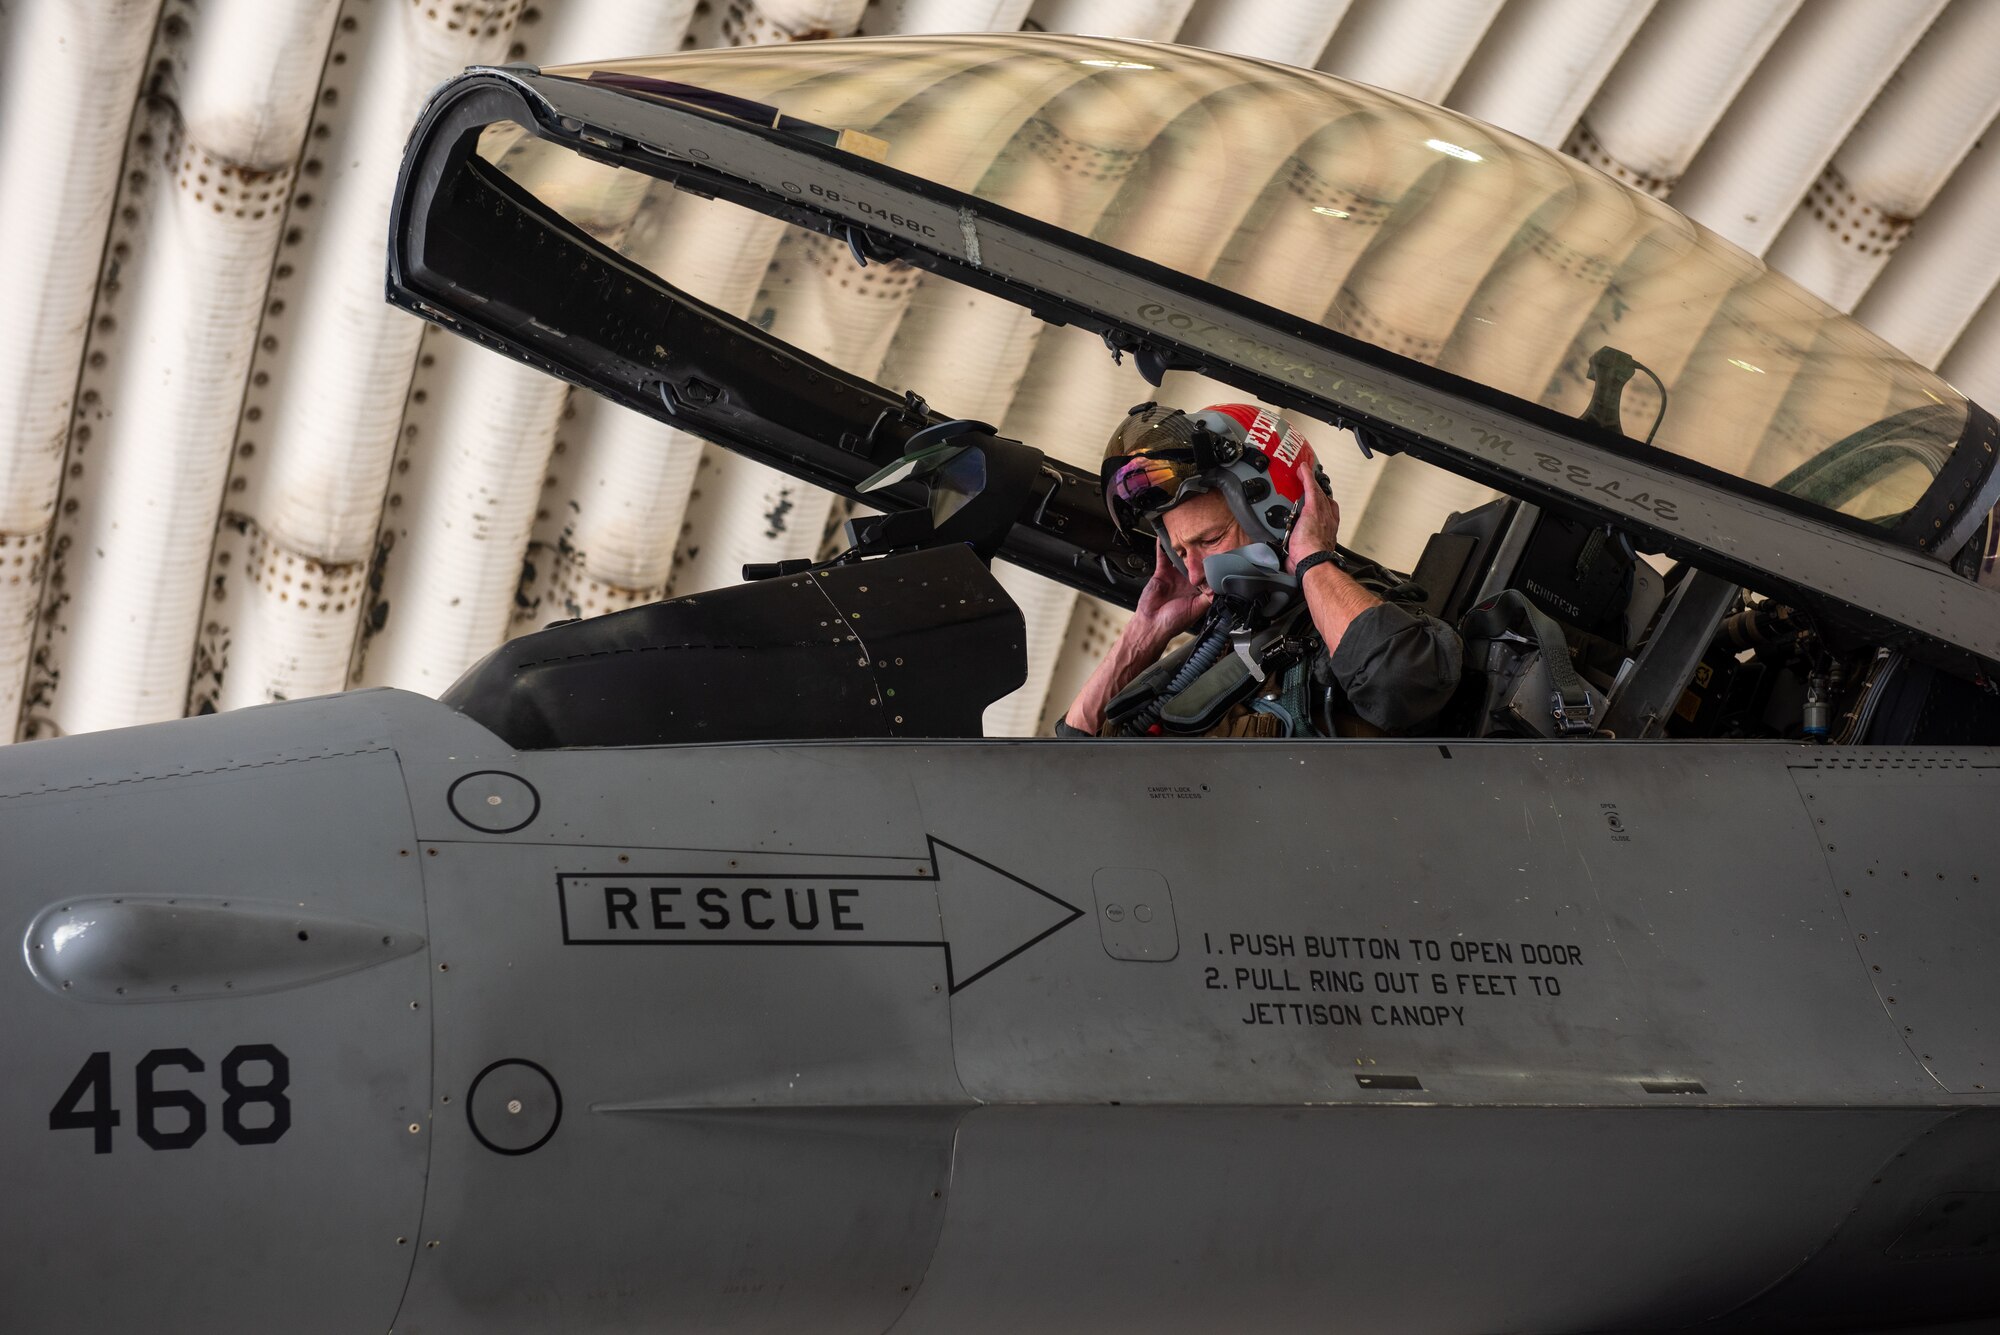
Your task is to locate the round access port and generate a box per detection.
[446,771,541,834]
[466,1058,562,1155]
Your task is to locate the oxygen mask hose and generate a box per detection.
[1118,597,1248,736]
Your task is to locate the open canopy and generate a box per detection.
[387,34,2000,673]
[547,35,1977,531]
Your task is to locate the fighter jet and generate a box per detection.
[6,33,1999,1335]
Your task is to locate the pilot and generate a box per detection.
[1059,403,1462,738]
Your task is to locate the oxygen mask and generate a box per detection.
[1200,546,1298,626]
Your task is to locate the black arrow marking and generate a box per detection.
[557,834,1082,993]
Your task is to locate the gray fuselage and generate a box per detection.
[4,689,1995,1332]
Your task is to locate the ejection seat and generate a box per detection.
[1408,499,1667,738]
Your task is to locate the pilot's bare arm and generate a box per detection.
[1063,541,1207,735]
[1288,460,1384,656]
[1061,620,1176,736]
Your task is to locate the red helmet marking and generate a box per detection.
[1198,403,1312,506]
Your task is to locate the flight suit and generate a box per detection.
[1056,561,1463,739]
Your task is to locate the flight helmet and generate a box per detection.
[1101,402,1323,575]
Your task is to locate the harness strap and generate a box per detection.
[1463,590,1595,733]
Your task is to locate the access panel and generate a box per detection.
[0,734,430,1335]
[1791,754,2000,1095]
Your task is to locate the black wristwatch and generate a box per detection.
[1293,550,1338,583]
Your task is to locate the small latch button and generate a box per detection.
[1092,868,1179,962]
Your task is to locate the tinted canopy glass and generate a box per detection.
[536,34,1972,530]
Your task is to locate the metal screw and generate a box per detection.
[408,1123,420,1134]
[507,1099,523,1115]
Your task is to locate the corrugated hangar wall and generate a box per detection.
[2,0,1997,743]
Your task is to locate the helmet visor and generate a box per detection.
[1100,404,1227,537]
[1102,449,1211,537]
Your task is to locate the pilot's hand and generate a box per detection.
[1133,538,1209,639]
[1287,446,1342,570]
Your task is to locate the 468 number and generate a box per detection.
[49,1046,291,1153]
